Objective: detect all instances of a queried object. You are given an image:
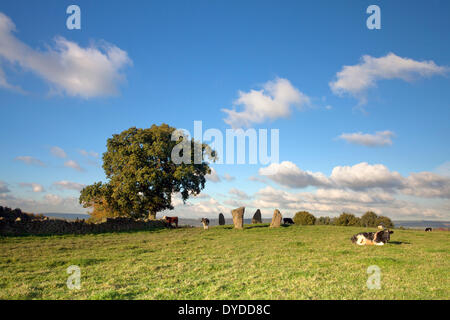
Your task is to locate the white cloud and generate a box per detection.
[259,161,330,188]
[163,194,229,219]
[228,188,250,200]
[14,156,45,167]
[402,172,450,199]
[50,146,67,158]
[330,162,404,190]
[313,188,394,204]
[258,161,450,199]
[64,160,84,172]
[53,181,85,191]
[0,12,131,98]
[0,181,10,194]
[79,149,99,158]
[330,53,448,105]
[223,173,235,182]
[222,78,310,128]
[193,193,211,199]
[19,183,45,193]
[0,193,86,213]
[206,167,221,183]
[0,66,24,92]
[251,185,448,220]
[337,130,395,147]
[435,161,450,177]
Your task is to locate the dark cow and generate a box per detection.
[201,218,210,230]
[283,218,294,225]
[425,227,432,232]
[351,229,393,246]
[163,216,178,228]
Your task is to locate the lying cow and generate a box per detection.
[351,229,393,246]
[283,218,294,224]
[201,218,210,230]
[162,216,178,228]
[425,227,432,232]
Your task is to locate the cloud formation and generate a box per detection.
[337,130,395,147]
[330,53,448,105]
[250,186,447,220]
[259,161,450,199]
[435,161,450,177]
[164,193,228,219]
[205,167,221,182]
[53,181,85,191]
[19,183,45,193]
[228,188,250,200]
[79,150,99,158]
[14,156,45,167]
[0,181,10,194]
[330,162,404,190]
[259,161,330,188]
[0,193,85,213]
[64,160,84,172]
[50,146,67,158]
[222,78,310,128]
[223,173,235,182]
[0,12,131,98]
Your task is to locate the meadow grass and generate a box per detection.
[0,224,448,300]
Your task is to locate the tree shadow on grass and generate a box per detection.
[281,224,294,228]
[389,241,411,245]
[244,224,270,230]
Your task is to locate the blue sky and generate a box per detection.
[0,0,449,220]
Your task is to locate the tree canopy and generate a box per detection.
[361,211,394,228]
[334,212,361,226]
[79,124,214,219]
[361,211,378,227]
[293,211,316,225]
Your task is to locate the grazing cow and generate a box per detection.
[162,216,178,228]
[201,218,210,230]
[425,227,432,232]
[351,229,393,246]
[283,218,294,224]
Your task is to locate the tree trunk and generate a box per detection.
[148,212,156,220]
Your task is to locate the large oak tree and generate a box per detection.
[80,124,214,219]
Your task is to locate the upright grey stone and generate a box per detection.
[232,207,245,229]
[219,213,225,225]
[252,209,262,224]
[270,209,282,228]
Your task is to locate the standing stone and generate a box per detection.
[231,207,245,229]
[252,209,262,224]
[270,209,282,228]
[218,213,225,225]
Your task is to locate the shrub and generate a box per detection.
[376,215,394,228]
[316,216,332,225]
[293,211,316,225]
[361,211,378,227]
[334,213,361,226]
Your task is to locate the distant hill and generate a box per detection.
[393,220,450,229]
[44,213,90,221]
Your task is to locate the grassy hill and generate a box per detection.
[0,224,448,299]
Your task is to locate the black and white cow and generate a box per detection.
[351,229,393,246]
[201,218,210,230]
[425,227,432,232]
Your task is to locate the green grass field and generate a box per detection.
[0,224,448,300]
